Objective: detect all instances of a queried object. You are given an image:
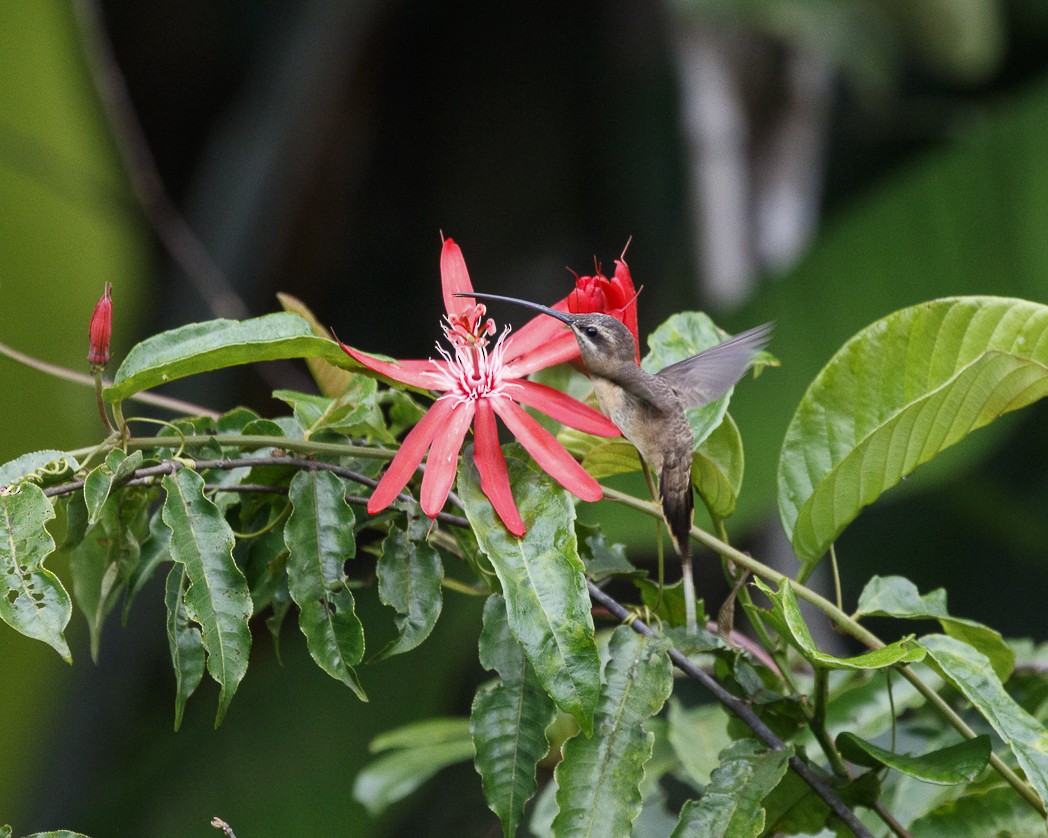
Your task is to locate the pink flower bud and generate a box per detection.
[88,283,113,367]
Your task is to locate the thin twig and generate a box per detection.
[0,340,221,418]
[587,582,874,838]
[40,455,470,528]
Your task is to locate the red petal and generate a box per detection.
[367,398,454,513]
[514,380,620,437]
[441,238,474,318]
[492,398,602,502]
[420,399,474,518]
[473,399,525,536]
[338,342,445,390]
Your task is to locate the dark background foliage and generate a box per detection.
[3,1,1048,834]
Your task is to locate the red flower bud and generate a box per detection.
[88,283,113,367]
[567,258,640,362]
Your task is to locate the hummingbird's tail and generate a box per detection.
[660,459,694,560]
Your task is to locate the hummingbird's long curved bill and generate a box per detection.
[453,291,573,326]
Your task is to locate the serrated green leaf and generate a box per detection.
[779,297,1048,570]
[856,575,1014,681]
[921,633,1048,809]
[459,444,600,734]
[643,312,742,448]
[284,469,366,699]
[471,595,557,837]
[104,312,355,402]
[277,291,355,397]
[692,412,744,520]
[836,731,990,785]
[753,578,925,670]
[0,450,79,490]
[72,486,151,660]
[83,450,143,525]
[374,521,443,661]
[0,483,71,661]
[909,784,1048,837]
[672,740,792,838]
[577,524,642,581]
[352,738,476,817]
[161,468,252,726]
[164,563,205,730]
[552,626,673,837]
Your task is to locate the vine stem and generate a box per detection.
[601,485,1046,818]
[587,582,874,838]
[0,340,220,418]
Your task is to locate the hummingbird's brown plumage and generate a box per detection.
[459,292,772,561]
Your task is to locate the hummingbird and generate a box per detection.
[457,292,772,568]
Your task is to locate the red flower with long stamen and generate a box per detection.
[338,238,622,536]
[567,253,640,362]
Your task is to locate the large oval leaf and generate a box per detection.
[459,444,601,735]
[779,297,1048,569]
[104,312,353,402]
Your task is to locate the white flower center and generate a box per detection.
[428,322,517,406]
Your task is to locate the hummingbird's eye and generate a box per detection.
[584,326,599,337]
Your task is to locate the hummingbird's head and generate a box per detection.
[458,293,640,373]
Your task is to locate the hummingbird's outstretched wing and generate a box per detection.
[657,322,774,409]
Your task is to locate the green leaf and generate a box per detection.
[667,700,733,788]
[672,740,792,838]
[21,831,94,838]
[552,626,673,836]
[161,468,252,726]
[353,739,476,817]
[355,718,473,816]
[779,297,1048,570]
[643,312,746,447]
[0,483,71,661]
[374,520,443,661]
[856,575,1014,681]
[909,784,1048,837]
[752,578,925,670]
[370,717,471,752]
[71,486,151,660]
[83,449,143,525]
[691,412,744,520]
[577,524,642,581]
[921,633,1048,809]
[836,731,990,785]
[284,469,366,699]
[164,563,205,731]
[277,291,355,397]
[471,595,557,837]
[104,312,355,402]
[273,375,392,442]
[0,450,79,490]
[459,444,601,734]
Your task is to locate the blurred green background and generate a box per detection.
[4,0,1048,834]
